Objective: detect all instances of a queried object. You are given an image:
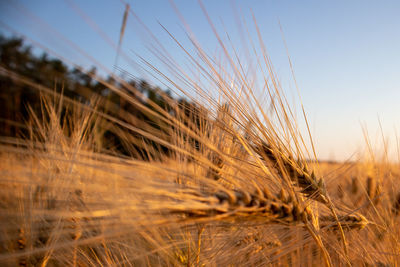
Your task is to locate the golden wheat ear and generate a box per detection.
[169,187,311,226]
[320,213,369,231]
[256,141,328,204]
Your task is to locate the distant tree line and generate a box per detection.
[0,35,207,159]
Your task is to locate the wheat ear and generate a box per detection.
[256,142,328,204]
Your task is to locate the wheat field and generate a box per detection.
[1,2,400,267]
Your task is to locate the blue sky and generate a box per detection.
[1,0,400,161]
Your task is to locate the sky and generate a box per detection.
[1,0,400,161]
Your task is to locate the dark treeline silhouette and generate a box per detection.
[0,35,208,160]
